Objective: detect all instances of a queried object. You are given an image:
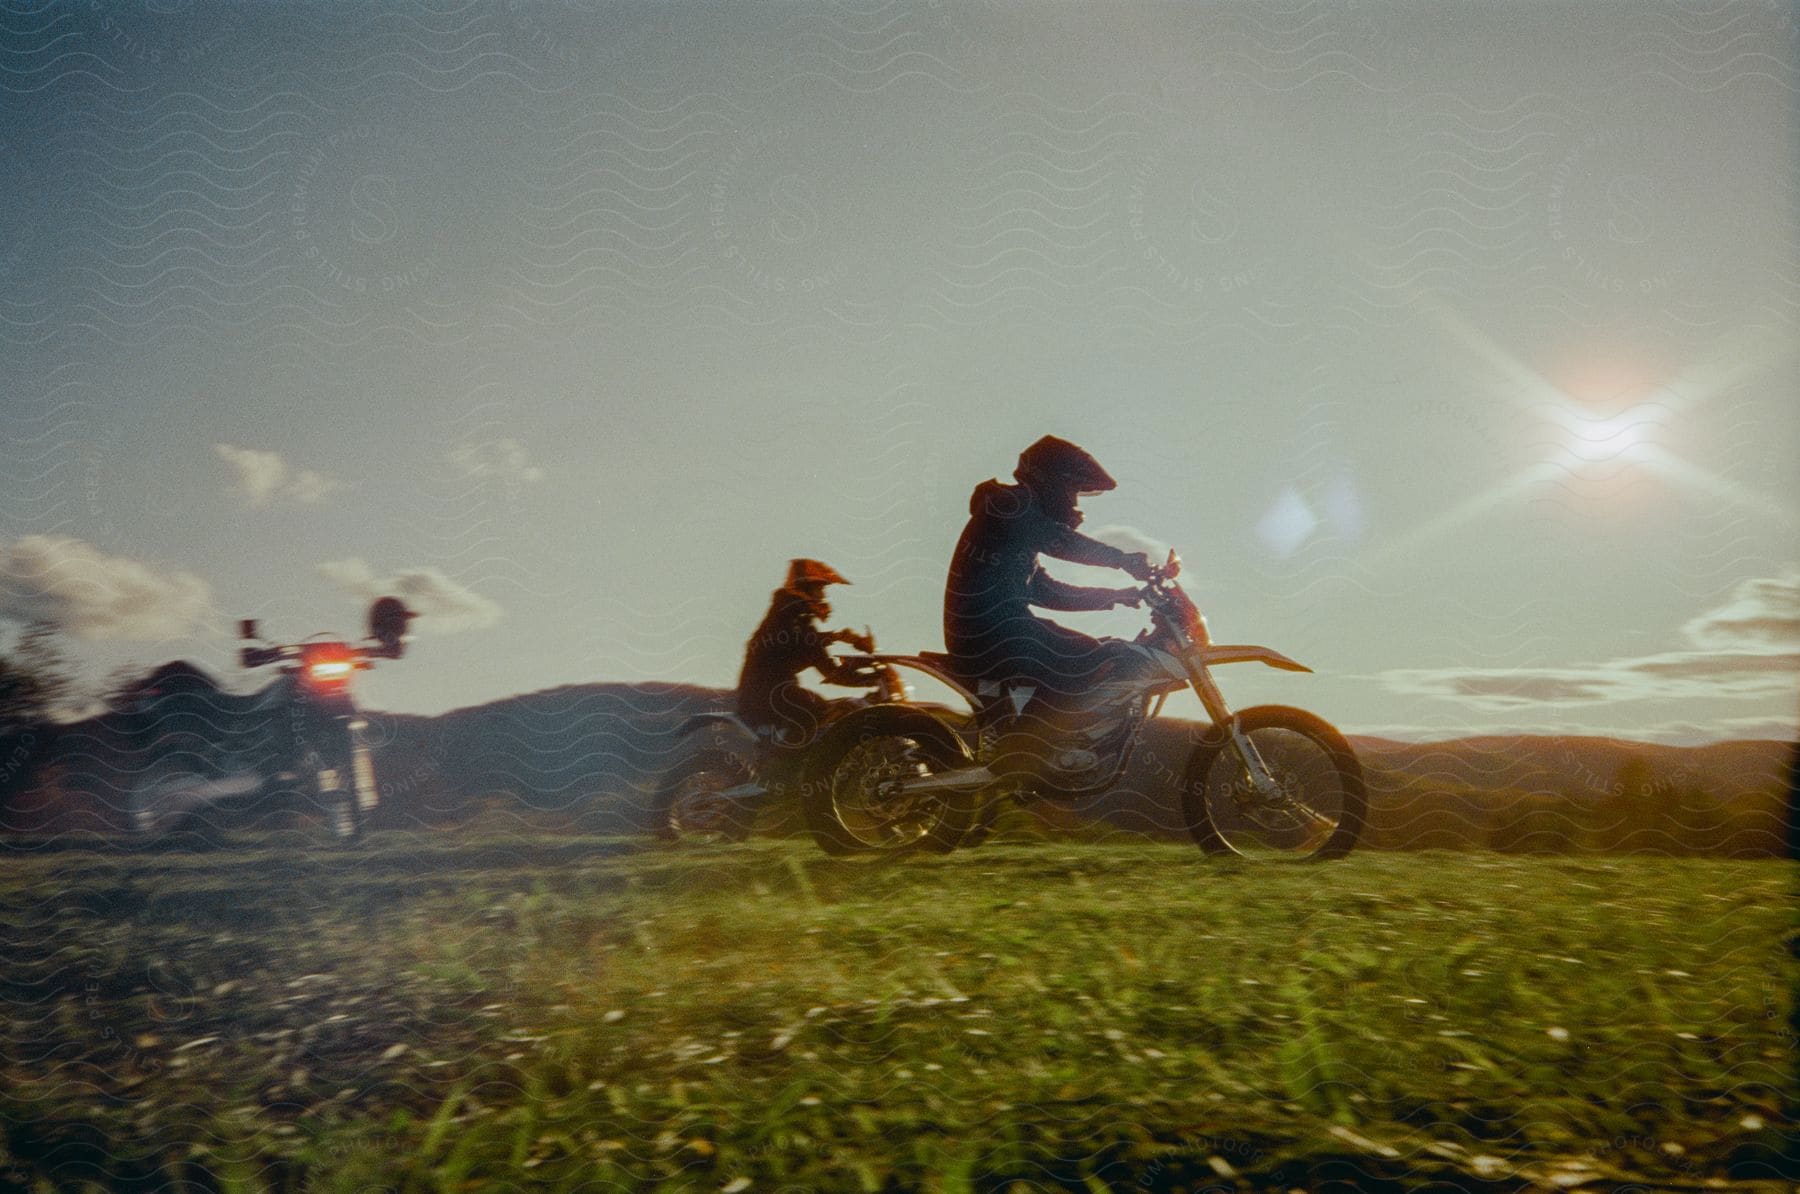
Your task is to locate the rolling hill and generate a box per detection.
[3,681,1792,853]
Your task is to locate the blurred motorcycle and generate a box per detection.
[650,629,906,844]
[127,597,414,844]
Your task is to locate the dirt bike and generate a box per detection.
[126,598,414,845]
[650,629,907,844]
[798,552,1366,861]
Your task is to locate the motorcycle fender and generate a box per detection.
[1192,644,1312,673]
[815,704,974,773]
[677,712,759,742]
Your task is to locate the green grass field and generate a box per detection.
[1,835,1793,1192]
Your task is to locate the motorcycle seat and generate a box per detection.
[915,651,981,682]
[748,721,814,750]
[915,649,1143,691]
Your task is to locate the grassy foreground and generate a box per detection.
[0,835,1794,1192]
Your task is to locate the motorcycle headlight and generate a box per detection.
[300,643,357,689]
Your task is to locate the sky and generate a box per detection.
[0,0,1796,743]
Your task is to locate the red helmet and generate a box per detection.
[1015,435,1116,497]
[785,558,850,588]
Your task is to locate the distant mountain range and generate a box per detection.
[4,682,1792,853]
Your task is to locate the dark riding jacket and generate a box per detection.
[735,588,868,731]
[943,480,1138,691]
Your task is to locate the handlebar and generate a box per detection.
[826,626,877,654]
[240,640,396,671]
[1133,548,1211,645]
[1142,548,1182,588]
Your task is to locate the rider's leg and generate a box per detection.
[974,622,1140,783]
[1094,638,1169,686]
[1014,620,1119,704]
[767,683,832,747]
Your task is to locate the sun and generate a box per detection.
[1562,408,1654,464]
[1355,302,1800,565]
[1543,390,1671,473]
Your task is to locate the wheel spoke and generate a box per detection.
[664,761,751,842]
[1275,793,1337,832]
[1204,726,1347,859]
[832,736,947,849]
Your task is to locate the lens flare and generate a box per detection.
[1563,409,1652,464]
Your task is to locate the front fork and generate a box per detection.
[1184,658,1280,796]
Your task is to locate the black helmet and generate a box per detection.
[1014,435,1116,497]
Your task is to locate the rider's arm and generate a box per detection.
[815,655,878,688]
[803,625,880,688]
[1026,566,1138,612]
[1040,523,1152,578]
[822,626,875,652]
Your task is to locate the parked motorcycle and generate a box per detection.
[127,597,414,844]
[651,631,907,844]
[799,552,1366,861]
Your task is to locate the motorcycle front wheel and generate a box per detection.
[652,750,757,844]
[305,746,362,843]
[1181,705,1366,861]
[801,706,976,857]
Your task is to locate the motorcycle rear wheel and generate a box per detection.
[802,706,976,857]
[652,751,757,844]
[1182,705,1366,861]
[956,794,1002,849]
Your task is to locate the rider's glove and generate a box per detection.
[1114,588,1145,608]
[833,629,875,653]
[1121,552,1155,581]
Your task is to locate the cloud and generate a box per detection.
[1708,714,1800,739]
[1445,672,1622,704]
[1382,568,1800,710]
[1682,569,1800,652]
[1625,715,1800,744]
[449,438,544,487]
[1629,651,1800,680]
[1086,525,1211,599]
[1088,525,1170,561]
[1340,718,1796,745]
[214,443,285,504]
[214,443,342,506]
[284,468,341,505]
[0,535,212,640]
[318,558,501,633]
[1384,653,1800,710]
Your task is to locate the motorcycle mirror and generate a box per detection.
[368,596,416,658]
[239,618,259,641]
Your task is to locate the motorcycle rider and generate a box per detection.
[736,558,883,744]
[944,435,1157,720]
